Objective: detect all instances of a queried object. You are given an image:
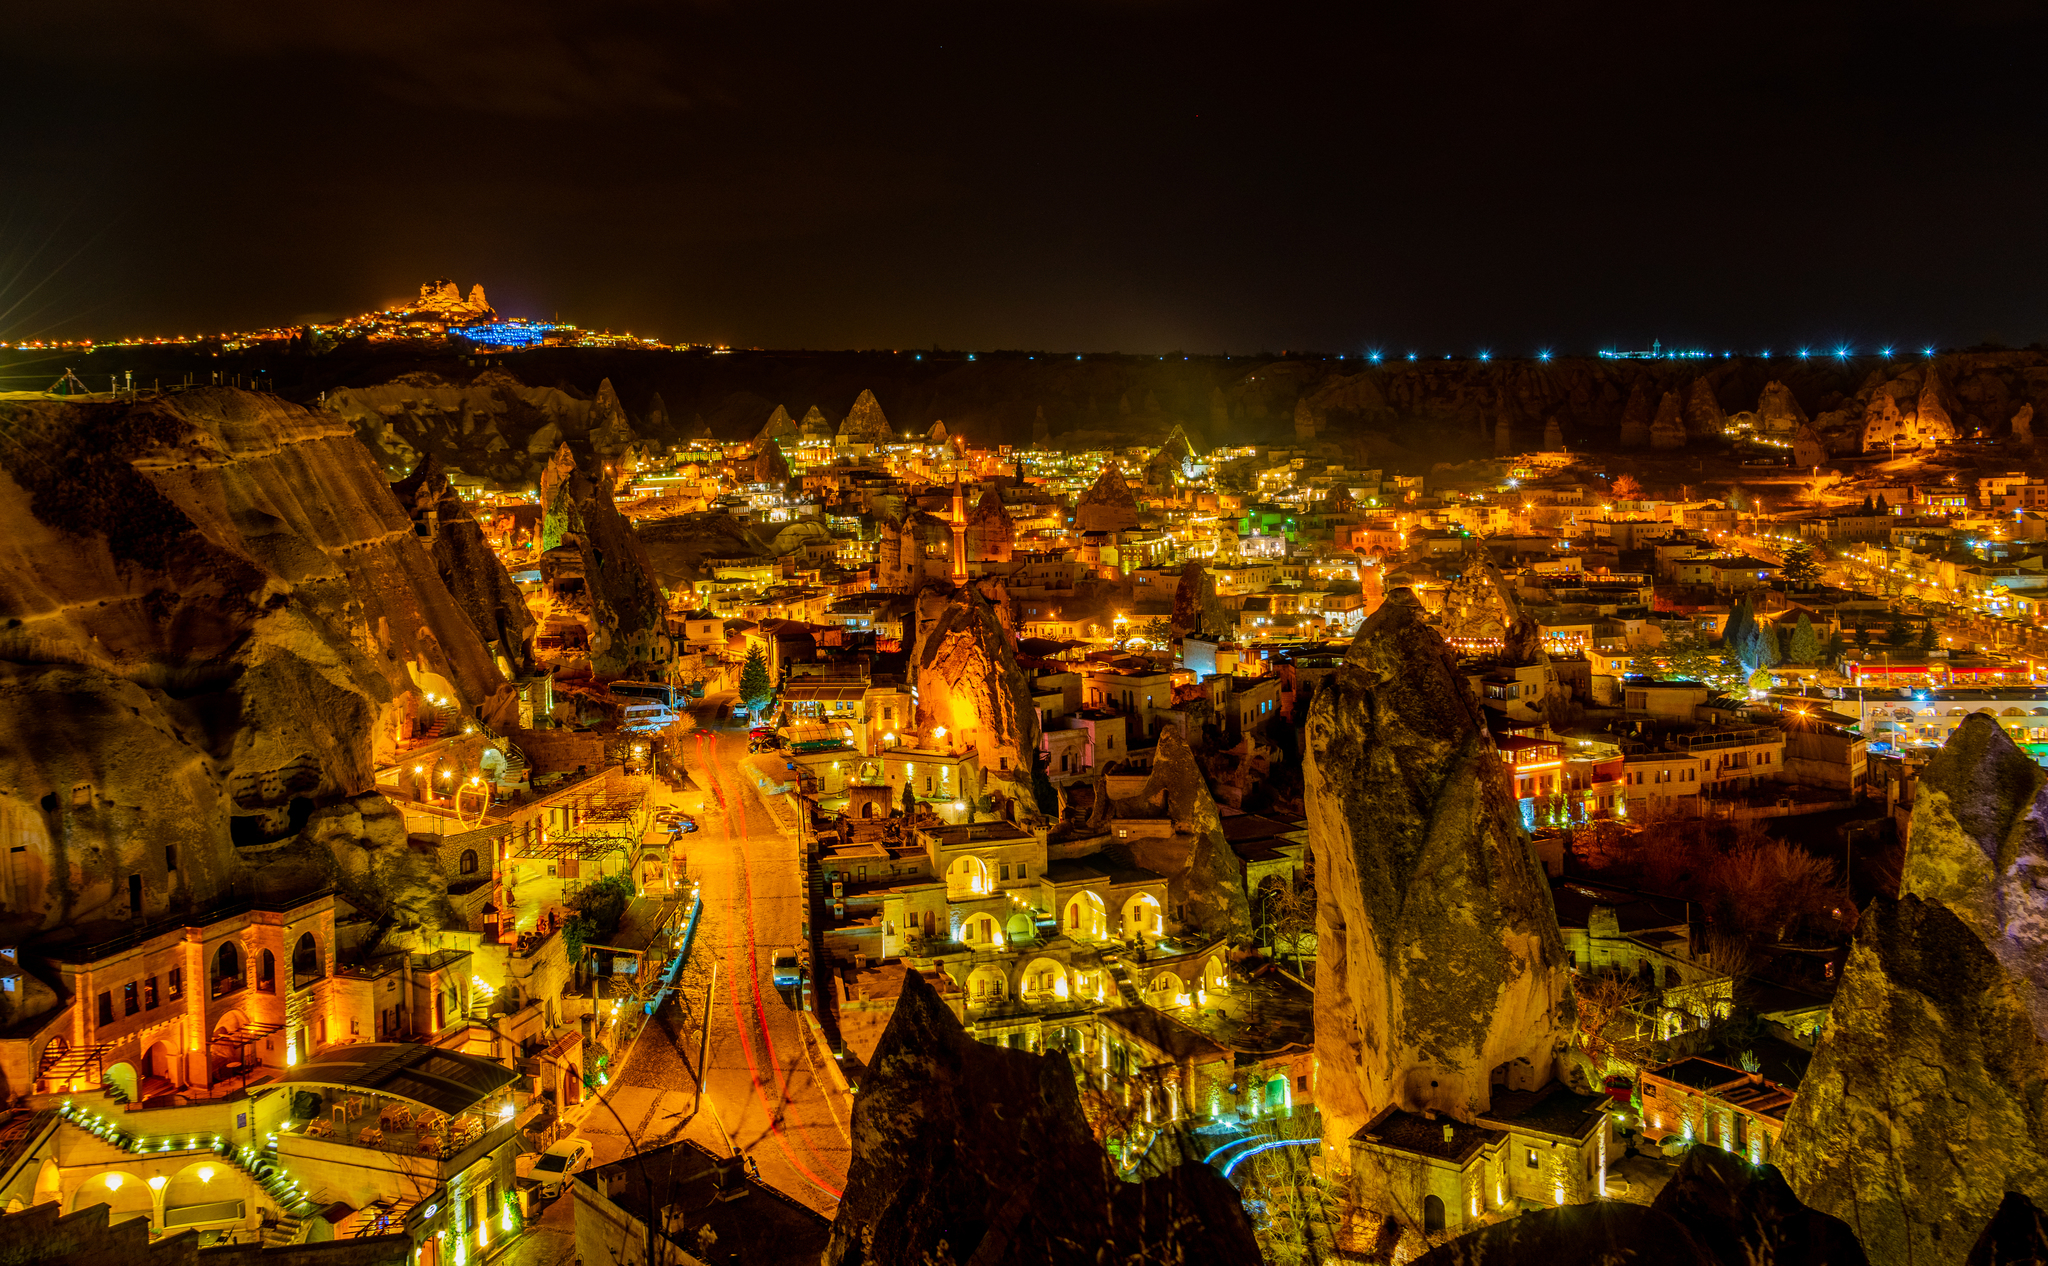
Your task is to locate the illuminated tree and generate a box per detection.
[1611,473,1643,501]
[1788,613,1821,665]
[1780,540,1824,589]
[737,646,774,715]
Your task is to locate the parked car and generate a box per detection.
[531,1136,595,1198]
[772,951,802,988]
[666,816,699,835]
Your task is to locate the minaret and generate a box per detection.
[951,473,969,585]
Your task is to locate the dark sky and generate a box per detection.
[6,0,2045,354]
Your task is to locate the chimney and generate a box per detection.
[1442,1123,1456,1144]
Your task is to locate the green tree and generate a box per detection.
[1724,595,1760,671]
[1780,541,1824,590]
[901,781,917,817]
[563,871,635,963]
[738,645,774,713]
[1788,613,1821,665]
[1748,667,1775,693]
[1135,618,1173,648]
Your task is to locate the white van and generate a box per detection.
[621,702,675,733]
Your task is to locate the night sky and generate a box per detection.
[6,1,2045,355]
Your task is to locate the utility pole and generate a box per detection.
[693,961,717,1121]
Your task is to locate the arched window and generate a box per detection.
[257,950,275,993]
[213,942,241,998]
[293,932,321,980]
[459,849,479,876]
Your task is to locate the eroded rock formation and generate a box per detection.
[1304,591,1569,1147]
[912,586,1042,812]
[1074,460,1140,533]
[838,388,894,445]
[1109,727,1252,939]
[1778,714,2048,1265]
[533,442,667,677]
[0,389,513,941]
[390,453,536,677]
[824,968,1261,1266]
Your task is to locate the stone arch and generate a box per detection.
[32,1158,58,1206]
[258,950,275,993]
[1147,970,1184,1003]
[142,1039,177,1085]
[69,1170,150,1223]
[1423,1193,1446,1233]
[103,1061,138,1104]
[1004,911,1036,944]
[1064,890,1107,939]
[946,855,992,899]
[1203,954,1229,992]
[962,913,1001,947]
[1019,957,1069,1001]
[293,932,320,978]
[967,965,1007,1001]
[162,1159,225,1216]
[213,941,240,995]
[1122,892,1162,942]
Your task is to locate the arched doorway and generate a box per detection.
[142,1040,178,1089]
[966,965,1007,1002]
[945,856,992,898]
[103,1062,139,1104]
[211,1011,248,1082]
[1004,911,1036,944]
[1063,891,1106,939]
[258,950,275,993]
[1019,958,1068,1001]
[1122,893,1162,942]
[1423,1194,1445,1233]
[1147,970,1183,1004]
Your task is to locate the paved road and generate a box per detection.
[679,699,851,1216]
[501,699,849,1262]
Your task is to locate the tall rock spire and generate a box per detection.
[1303,590,1569,1148]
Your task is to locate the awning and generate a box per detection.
[270,1042,517,1117]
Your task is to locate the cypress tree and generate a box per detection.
[1788,612,1821,665]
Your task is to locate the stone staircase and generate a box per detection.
[1105,959,1144,1006]
[220,1142,323,1241]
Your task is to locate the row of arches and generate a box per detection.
[57,1157,232,1225]
[210,932,322,998]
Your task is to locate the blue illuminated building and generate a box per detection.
[454,320,555,348]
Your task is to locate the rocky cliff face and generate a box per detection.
[534,443,667,678]
[0,388,512,943]
[325,368,623,484]
[913,587,1041,811]
[1779,714,2048,1265]
[390,453,536,676]
[1109,727,1252,939]
[824,968,1261,1266]
[1303,591,1569,1147]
